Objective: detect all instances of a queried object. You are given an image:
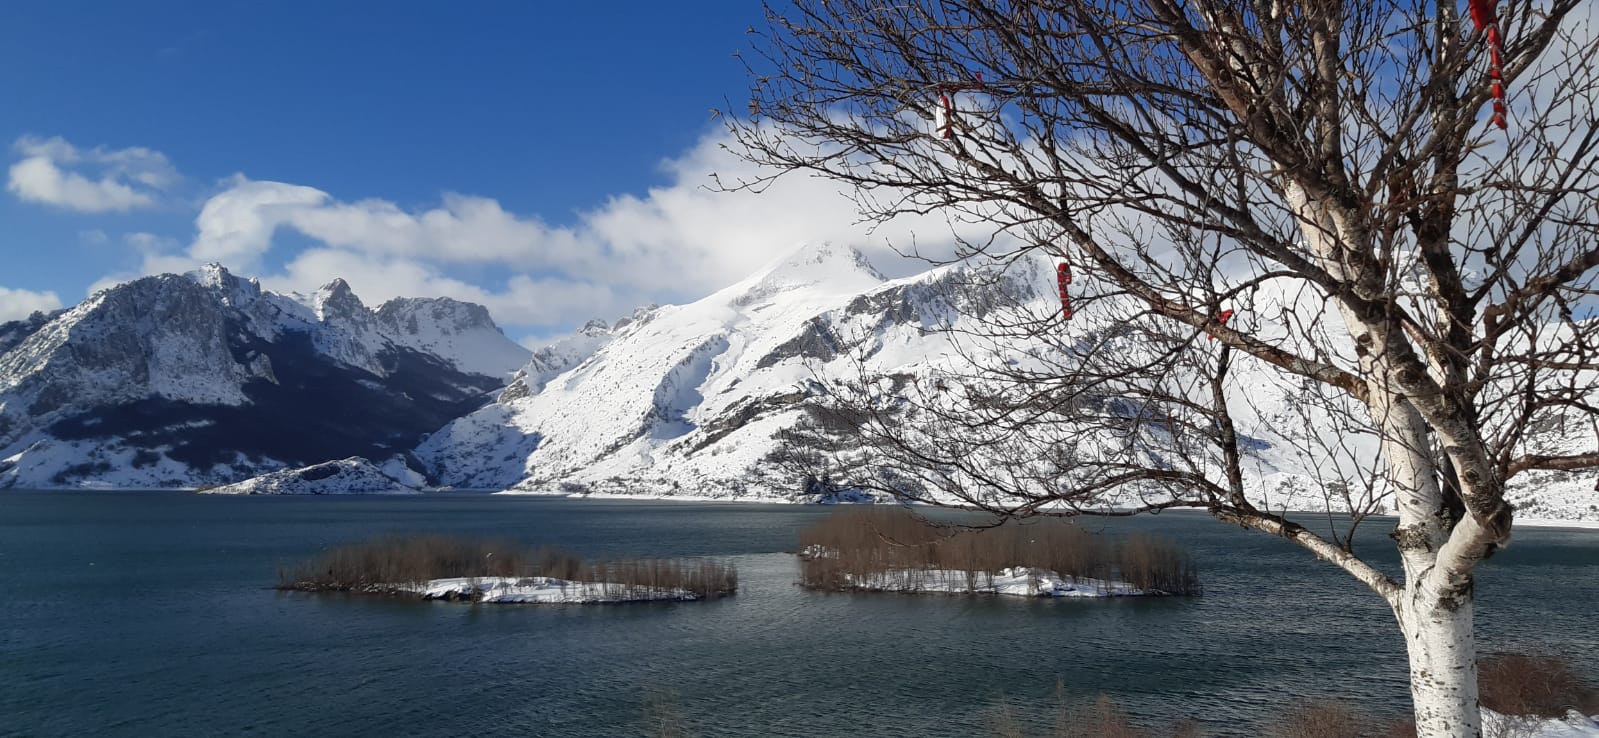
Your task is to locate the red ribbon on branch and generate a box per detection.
[1207,309,1234,342]
[1469,0,1509,130]
[1056,262,1073,321]
[935,72,984,139]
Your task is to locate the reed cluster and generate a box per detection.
[797,507,1200,596]
[989,652,1599,738]
[277,534,737,599]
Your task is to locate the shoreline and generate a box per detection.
[9,486,1598,530]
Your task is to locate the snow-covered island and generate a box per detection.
[796,509,1202,598]
[276,534,737,605]
[808,560,1157,598]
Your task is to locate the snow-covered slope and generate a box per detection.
[0,264,527,489]
[202,457,423,495]
[418,242,1004,495]
[0,310,63,356]
[415,242,1599,523]
[495,317,627,402]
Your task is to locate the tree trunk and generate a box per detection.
[1395,585,1482,738]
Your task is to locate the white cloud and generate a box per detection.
[107,127,986,332]
[123,231,181,251]
[6,136,177,213]
[261,248,626,328]
[0,287,63,322]
[191,177,328,263]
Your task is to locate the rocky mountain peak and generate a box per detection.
[375,297,498,336]
[371,296,528,378]
[188,263,234,289]
[0,267,516,489]
[312,278,368,322]
[613,305,660,332]
[0,309,64,356]
[186,263,264,308]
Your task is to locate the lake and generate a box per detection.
[1,492,1595,737]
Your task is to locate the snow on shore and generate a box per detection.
[1485,709,1599,737]
[409,576,700,604]
[491,491,1599,531]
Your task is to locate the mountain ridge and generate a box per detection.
[0,264,528,489]
[415,242,1599,523]
[3,246,1592,524]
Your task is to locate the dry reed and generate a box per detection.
[277,534,737,599]
[989,689,1205,737]
[1478,652,1599,719]
[797,507,1200,596]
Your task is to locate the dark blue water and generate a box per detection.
[1,492,1595,737]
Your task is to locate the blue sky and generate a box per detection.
[1,1,947,341]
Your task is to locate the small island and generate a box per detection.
[796,508,1201,598]
[202,457,425,495]
[277,534,737,604]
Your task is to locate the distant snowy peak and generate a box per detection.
[187,262,257,301]
[377,296,499,335]
[184,264,527,380]
[184,265,528,379]
[308,279,358,323]
[733,242,887,307]
[498,305,674,404]
[612,304,661,332]
[769,242,885,282]
[0,272,263,407]
[0,264,525,489]
[376,297,528,379]
[299,278,386,374]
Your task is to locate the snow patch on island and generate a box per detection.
[410,576,701,604]
[862,567,1149,598]
[821,563,1152,598]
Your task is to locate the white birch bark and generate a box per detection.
[1378,389,1483,738]
[1397,584,1482,737]
[1287,180,1484,738]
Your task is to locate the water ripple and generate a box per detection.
[1,493,1594,737]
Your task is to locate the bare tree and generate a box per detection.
[725,2,1599,736]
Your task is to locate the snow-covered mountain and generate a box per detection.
[0,265,528,488]
[375,297,532,379]
[495,316,635,402]
[416,242,1022,495]
[414,242,1599,523]
[7,245,1590,521]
